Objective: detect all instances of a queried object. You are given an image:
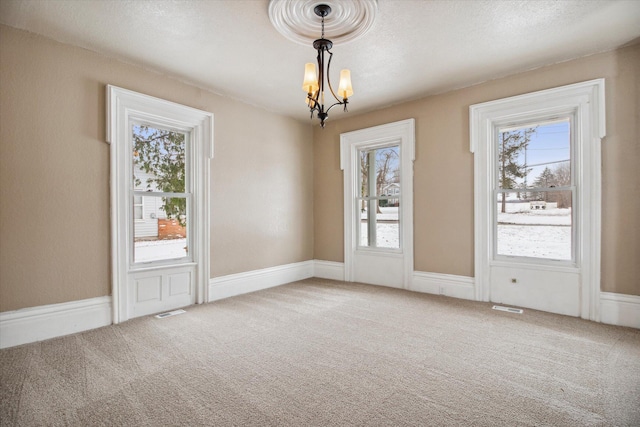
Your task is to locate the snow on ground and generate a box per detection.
[360,223,399,248]
[497,208,571,259]
[135,208,572,261]
[360,206,399,221]
[360,207,400,248]
[135,238,187,263]
[498,208,571,225]
[359,207,571,260]
[497,224,571,260]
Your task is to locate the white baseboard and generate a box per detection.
[411,271,476,300]
[208,260,314,302]
[3,269,633,351]
[313,260,345,281]
[600,292,640,329]
[312,265,476,300]
[0,296,112,349]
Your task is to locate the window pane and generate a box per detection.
[496,191,572,260]
[133,195,143,220]
[358,145,400,197]
[376,205,400,249]
[359,206,368,247]
[375,146,400,189]
[498,120,570,191]
[356,144,401,249]
[134,196,188,263]
[132,124,186,193]
[358,199,400,249]
[496,120,572,261]
[359,150,369,198]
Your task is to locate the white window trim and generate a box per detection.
[106,85,213,324]
[340,118,415,287]
[470,79,605,321]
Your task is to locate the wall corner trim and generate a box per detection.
[0,296,112,349]
[600,292,640,329]
[208,261,314,302]
[313,260,345,281]
[411,271,476,300]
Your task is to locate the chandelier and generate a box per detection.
[302,4,353,128]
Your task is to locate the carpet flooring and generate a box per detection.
[1,278,639,426]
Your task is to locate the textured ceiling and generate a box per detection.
[1,0,639,124]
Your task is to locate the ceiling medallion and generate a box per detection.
[268,0,378,46]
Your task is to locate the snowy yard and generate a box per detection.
[135,208,572,262]
[359,207,400,248]
[359,206,571,260]
[497,208,571,225]
[360,222,400,248]
[497,224,571,259]
[135,238,187,263]
[497,208,572,260]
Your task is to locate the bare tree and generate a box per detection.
[375,148,399,213]
[552,162,572,208]
[359,147,400,213]
[360,151,369,212]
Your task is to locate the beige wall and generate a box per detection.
[0,25,314,311]
[314,43,640,296]
[1,24,638,314]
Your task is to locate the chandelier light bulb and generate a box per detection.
[302,63,319,93]
[338,69,353,99]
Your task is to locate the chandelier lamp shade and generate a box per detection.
[302,4,353,128]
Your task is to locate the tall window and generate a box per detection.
[470,80,604,319]
[495,119,573,261]
[131,123,190,264]
[356,144,400,249]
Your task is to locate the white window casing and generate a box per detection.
[470,79,605,321]
[106,85,213,323]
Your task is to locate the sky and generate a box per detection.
[501,120,571,189]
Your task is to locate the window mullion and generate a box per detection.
[132,191,190,198]
[367,150,377,247]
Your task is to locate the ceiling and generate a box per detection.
[1,0,639,124]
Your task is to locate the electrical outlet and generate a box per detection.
[439,286,445,295]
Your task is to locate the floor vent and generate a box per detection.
[155,309,186,319]
[492,305,523,314]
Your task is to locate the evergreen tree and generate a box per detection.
[499,128,536,213]
[532,166,556,201]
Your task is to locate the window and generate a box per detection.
[470,79,605,321]
[133,195,143,220]
[356,144,400,249]
[340,119,415,288]
[107,85,213,323]
[131,123,190,264]
[495,119,573,261]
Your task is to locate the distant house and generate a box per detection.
[382,183,400,207]
[133,166,183,239]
